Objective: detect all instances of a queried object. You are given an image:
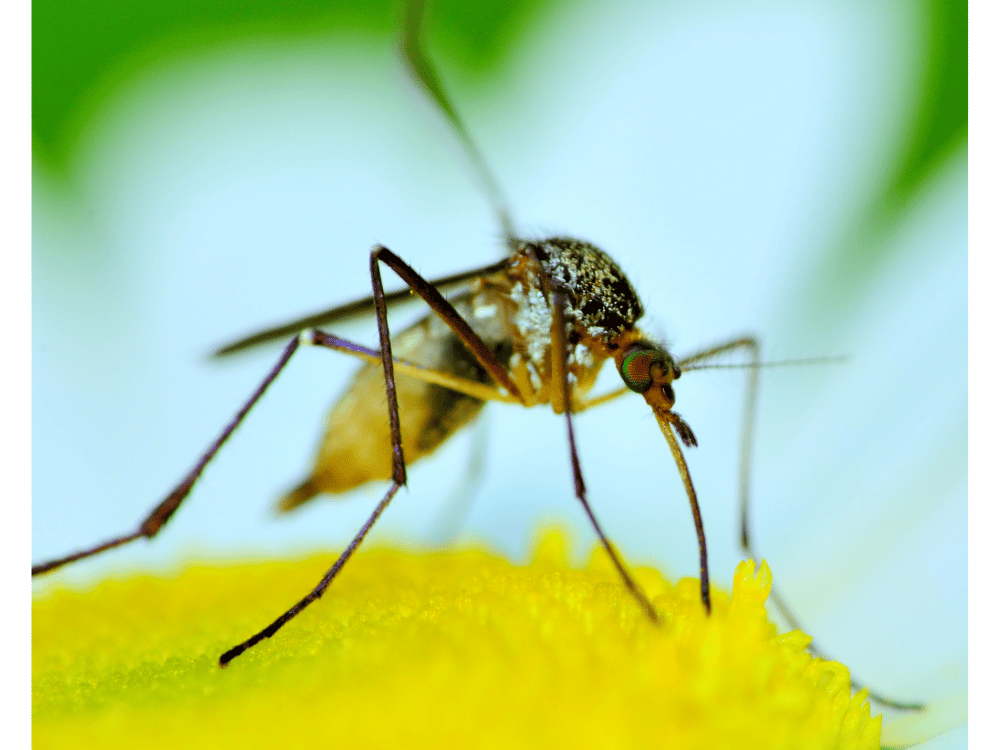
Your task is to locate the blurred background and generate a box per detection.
[33,0,965,742]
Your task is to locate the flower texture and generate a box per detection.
[32,530,881,749]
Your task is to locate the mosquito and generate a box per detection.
[32,0,921,711]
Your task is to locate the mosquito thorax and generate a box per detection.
[518,237,644,338]
[505,237,648,398]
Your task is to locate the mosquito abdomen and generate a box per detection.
[276,301,503,511]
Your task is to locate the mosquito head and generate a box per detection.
[614,338,682,409]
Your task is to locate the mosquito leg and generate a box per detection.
[402,0,516,247]
[306,329,519,404]
[563,338,718,616]
[681,336,761,552]
[370,245,525,405]
[32,336,302,576]
[676,337,761,616]
[565,411,660,624]
[218,481,402,667]
[679,336,923,710]
[574,386,630,413]
[368,247,409,488]
[549,291,660,624]
[220,243,413,666]
[427,411,491,546]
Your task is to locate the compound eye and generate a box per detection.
[620,348,661,393]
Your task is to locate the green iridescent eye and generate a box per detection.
[621,348,659,393]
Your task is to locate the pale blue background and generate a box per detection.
[33,0,966,744]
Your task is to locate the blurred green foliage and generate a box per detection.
[811,0,966,321]
[883,0,967,217]
[32,0,552,170]
[33,0,965,233]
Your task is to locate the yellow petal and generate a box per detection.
[33,529,880,749]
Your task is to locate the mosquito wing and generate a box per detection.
[214,258,512,357]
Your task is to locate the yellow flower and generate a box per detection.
[33,530,880,749]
